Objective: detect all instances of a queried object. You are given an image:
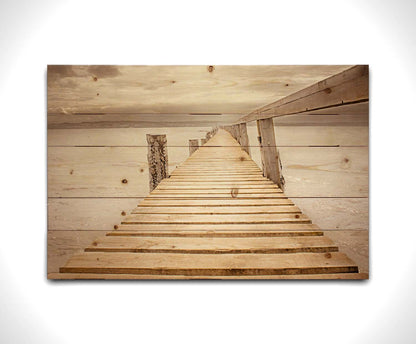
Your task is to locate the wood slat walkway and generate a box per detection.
[56,129,364,279]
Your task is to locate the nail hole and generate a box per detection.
[69,169,74,175]
[93,76,98,82]
[295,214,300,218]
[122,179,128,184]
[114,225,118,230]
[121,211,126,216]
[325,253,332,258]
[207,65,215,73]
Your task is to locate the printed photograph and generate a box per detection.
[47,65,369,279]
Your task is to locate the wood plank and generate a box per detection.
[49,272,369,280]
[109,229,322,237]
[48,114,244,129]
[138,198,295,207]
[132,205,301,214]
[144,194,288,199]
[246,103,369,128]
[150,189,282,194]
[239,65,368,123]
[48,230,108,273]
[48,198,140,231]
[84,236,338,254]
[294,198,369,230]
[47,146,187,197]
[122,213,311,224]
[60,252,358,275]
[160,180,274,184]
[324,230,368,273]
[48,127,212,146]
[249,146,368,197]
[168,174,267,177]
[155,183,280,188]
[114,223,321,232]
[247,125,368,147]
[175,167,261,171]
[48,66,352,118]
[49,129,364,281]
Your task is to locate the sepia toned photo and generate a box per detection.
[47,65,369,280]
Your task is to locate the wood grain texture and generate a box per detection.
[247,125,368,146]
[48,65,352,116]
[138,198,295,207]
[48,127,212,146]
[249,146,368,197]
[48,272,368,280]
[114,223,321,232]
[257,118,283,187]
[189,139,199,155]
[48,198,141,231]
[50,129,364,279]
[47,147,187,197]
[122,213,311,225]
[47,114,243,129]
[147,134,168,191]
[239,65,368,123]
[294,198,369,230]
[47,104,368,129]
[131,205,301,214]
[60,252,358,275]
[324,230,369,273]
[268,102,369,126]
[48,230,107,273]
[239,123,250,155]
[48,125,368,148]
[84,236,338,254]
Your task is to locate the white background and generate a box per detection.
[1,0,415,343]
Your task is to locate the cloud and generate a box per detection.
[47,65,78,85]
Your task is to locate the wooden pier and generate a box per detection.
[56,129,365,279]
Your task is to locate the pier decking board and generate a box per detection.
[56,129,363,279]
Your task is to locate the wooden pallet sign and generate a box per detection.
[53,129,365,280]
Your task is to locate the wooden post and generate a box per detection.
[233,125,239,141]
[146,134,168,191]
[229,125,237,141]
[201,138,208,145]
[234,125,241,144]
[189,139,199,156]
[256,118,283,188]
[239,123,250,156]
